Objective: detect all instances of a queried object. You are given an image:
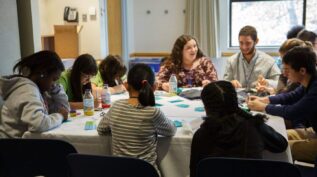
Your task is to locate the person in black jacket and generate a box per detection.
[190,81,288,177]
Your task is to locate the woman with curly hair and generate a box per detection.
[157,35,218,91]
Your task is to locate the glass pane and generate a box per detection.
[306,0,317,32]
[231,0,303,47]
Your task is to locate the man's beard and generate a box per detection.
[244,45,256,56]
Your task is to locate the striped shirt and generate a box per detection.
[97,99,176,172]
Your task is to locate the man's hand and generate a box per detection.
[247,98,268,112]
[231,80,242,88]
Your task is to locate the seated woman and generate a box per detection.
[58,54,98,109]
[157,35,218,91]
[190,81,287,177]
[0,51,69,138]
[91,55,127,96]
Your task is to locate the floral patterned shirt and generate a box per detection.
[157,57,218,89]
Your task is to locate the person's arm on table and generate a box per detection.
[157,65,172,92]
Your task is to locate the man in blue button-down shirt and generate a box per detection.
[247,46,317,163]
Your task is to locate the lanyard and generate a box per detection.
[238,52,258,90]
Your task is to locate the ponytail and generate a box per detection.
[139,81,155,106]
[127,64,156,107]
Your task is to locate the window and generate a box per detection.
[230,0,317,47]
[305,0,317,31]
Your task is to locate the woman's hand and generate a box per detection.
[202,80,211,87]
[162,83,170,92]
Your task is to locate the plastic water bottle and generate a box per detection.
[169,74,178,95]
[83,89,94,116]
[101,84,111,108]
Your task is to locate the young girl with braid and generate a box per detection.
[97,64,176,175]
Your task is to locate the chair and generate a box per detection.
[67,154,159,177]
[315,157,317,177]
[197,157,302,177]
[0,139,77,177]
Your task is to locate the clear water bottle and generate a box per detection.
[83,89,94,116]
[101,84,111,108]
[169,74,178,94]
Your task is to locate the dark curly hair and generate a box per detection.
[164,35,204,75]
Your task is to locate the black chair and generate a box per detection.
[197,157,302,177]
[67,154,159,177]
[0,139,77,177]
[315,157,317,177]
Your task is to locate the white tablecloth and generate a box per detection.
[23,92,292,177]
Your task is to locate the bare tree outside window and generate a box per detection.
[231,0,304,47]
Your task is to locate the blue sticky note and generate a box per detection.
[195,107,205,112]
[169,99,183,103]
[173,120,183,127]
[155,103,163,107]
[155,96,162,100]
[63,119,71,123]
[176,104,189,108]
[84,121,96,130]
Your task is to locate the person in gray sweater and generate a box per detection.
[0,51,69,138]
[224,26,280,90]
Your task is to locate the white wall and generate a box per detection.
[0,0,21,75]
[39,0,106,59]
[132,0,186,53]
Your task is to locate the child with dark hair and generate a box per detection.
[58,54,98,109]
[190,81,287,177]
[0,51,69,138]
[287,25,305,39]
[91,55,127,95]
[97,64,176,175]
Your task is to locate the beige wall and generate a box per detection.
[39,0,105,59]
